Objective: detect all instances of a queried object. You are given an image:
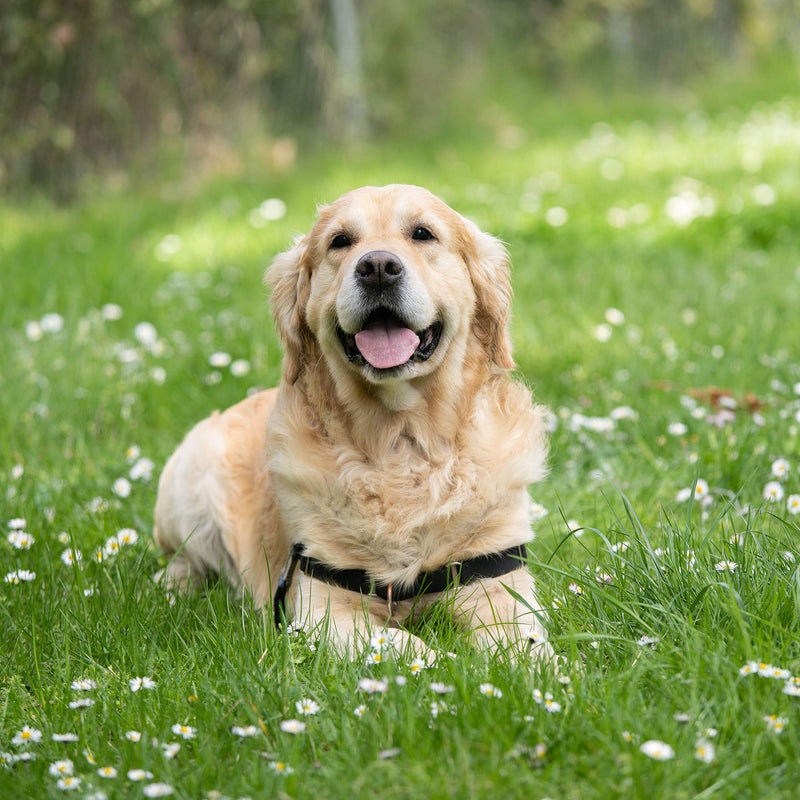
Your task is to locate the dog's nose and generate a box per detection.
[355,251,404,291]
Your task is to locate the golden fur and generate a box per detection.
[154,184,551,661]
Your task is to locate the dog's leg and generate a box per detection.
[287,574,438,664]
[449,568,554,663]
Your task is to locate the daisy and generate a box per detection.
[408,658,427,675]
[102,303,124,321]
[113,478,132,498]
[12,726,42,746]
[771,459,790,479]
[97,766,118,778]
[70,678,97,691]
[529,501,549,521]
[714,561,738,572]
[787,495,800,515]
[170,724,196,739]
[739,661,759,676]
[8,518,27,530]
[209,351,232,368]
[370,630,394,650]
[353,705,367,718]
[230,359,251,377]
[279,719,305,735]
[783,683,800,697]
[430,683,454,695]
[161,743,180,759]
[61,548,82,566]
[124,731,141,742]
[56,776,82,791]
[130,676,156,692]
[49,759,75,776]
[764,715,788,733]
[640,740,675,760]
[695,738,715,764]
[269,761,294,775]
[103,538,121,557]
[116,528,139,546]
[357,678,388,694]
[668,422,688,436]
[763,482,784,503]
[231,725,260,737]
[544,697,562,714]
[52,733,79,742]
[479,683,503,698]
[295,698,320,716]
[7,531,34,549]
[430,700,452,718]
[127,769,154,781]
[143,784,174,797]
[757,663,776,678]
[5,569,36,583]
[395,675,407,687]
[69,698,94,709]
[637,635,660,647]
[366,651,385,665]
[129,458,154,481]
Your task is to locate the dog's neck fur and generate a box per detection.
[293,335,491,463]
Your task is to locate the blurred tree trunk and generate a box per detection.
[329,0,367,140]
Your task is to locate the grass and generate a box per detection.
[3,62,800,798]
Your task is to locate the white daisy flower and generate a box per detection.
[70,679,97,691]
[101,303,124,321]
[279,719,305,735]
[52,733,79,742]
[230,359,251,377]
[61,548,82,566]
[771,459,790,479]
[124,731,141,742]
[68,698,94,709]
[129,458,154,481]
[640,739,675,760]
[143,783,174,798]
[479,683,503,698]
[127,769,154,781]
[714,561,738,572]
[295,698,320,716]
[353,705,367,718]
[56,776,82,791]
[783,683,800,697]
[268,761,294,775]
[357,678,388,694]
[668,422,688,436]
[170,724,196,739]
[97,766,118,778]
[764,715,788,733]
[763,482,784,503]
[116,528,139,546]
[161,743,180,759]
[408,658,427,675]
[787,495,800,515]
[49,759,74,776]
[695,738,715,763]
[12,726,43,746]
[8,518,27,529]
[113,477,132,498]
[5,569,36,584]
[129,676,156,692]
[209,351,232,368]
[739,661,759,676]
[430,683,455,695]
[8,531,34,549]
[370,630,394,650]
[231,725,260,737]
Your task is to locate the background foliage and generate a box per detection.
[2,0,800,199]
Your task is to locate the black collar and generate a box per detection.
[273,542,527,628]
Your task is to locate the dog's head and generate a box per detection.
[267,185,514,403]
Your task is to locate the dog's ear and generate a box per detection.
[462,221,515,370]
[265,236,312,384]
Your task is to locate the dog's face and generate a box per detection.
[268,185,515,400]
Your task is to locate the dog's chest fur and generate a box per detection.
[266,380,546,587]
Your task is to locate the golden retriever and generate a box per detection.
[154,184,551,662]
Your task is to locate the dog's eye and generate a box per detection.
[411,226,435,242]
[330,233,352,249]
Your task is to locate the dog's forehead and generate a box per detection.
[314,185,458,237]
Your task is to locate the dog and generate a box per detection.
[154,184,551,662]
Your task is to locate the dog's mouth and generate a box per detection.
[337,309,443,372]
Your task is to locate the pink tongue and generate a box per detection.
[354,318,420,369]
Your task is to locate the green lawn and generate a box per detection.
[3,66,800,799]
